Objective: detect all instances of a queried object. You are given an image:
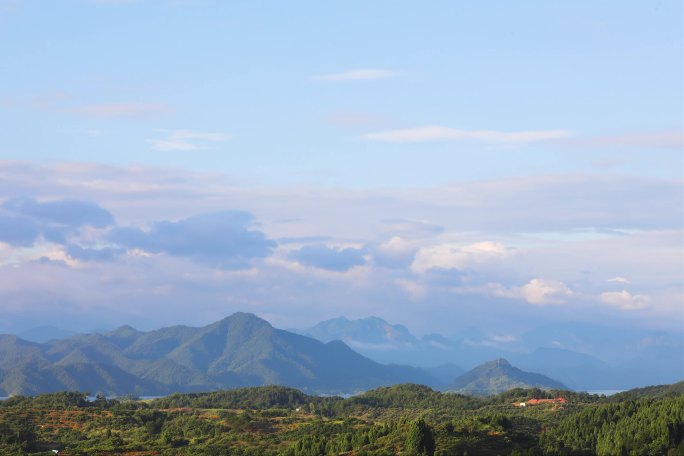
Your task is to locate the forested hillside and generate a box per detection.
[1,382,682,455]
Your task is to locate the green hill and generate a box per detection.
[450,358,566,395]
[608,380,684,401]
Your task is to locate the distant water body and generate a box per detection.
[2,391,628,401]
[587,389,625,396]
[87,395,165,401]
[0,395,165,401]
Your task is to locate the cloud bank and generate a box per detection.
[109,211,275,269]
[0,161,681,334]
[289,245,366,272]
[0,197,114,247]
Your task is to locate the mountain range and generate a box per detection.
[5,313,682,396]
[0,313,437,396]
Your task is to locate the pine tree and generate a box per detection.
[405,418,435,456]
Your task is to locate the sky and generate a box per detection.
[0,0,682,338]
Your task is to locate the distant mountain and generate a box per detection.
[519,322,684,363]
[450,358,566,396]
[421,363,465,385]
[299,317,684,390]
[611,345,684,389]
[510,347,613,390]
[516,324,684,390]
[299,316,488,368]
[303,316,417,349]
[0,313,438,396]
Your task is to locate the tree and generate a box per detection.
[405,418,435,456]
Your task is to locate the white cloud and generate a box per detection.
[361,125,573,144]
[72,103,168,119]
[148,129,230,151]
[312,69,399,82]
[411,241,512,273]
[492,278,573,305]
[600,290,650,310]
[608,276,630,284]
[520,279,573,305]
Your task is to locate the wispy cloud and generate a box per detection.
[29,91,71,110]
[72,103,169,119]
[312,69,399,82]
[573,131,684,151]
[148,129,230,151]
[323,111,394,130]
[361,125,573,144]
[608,276,630,284]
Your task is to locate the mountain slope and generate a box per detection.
[450,358,566,395]
[0,362,167,396]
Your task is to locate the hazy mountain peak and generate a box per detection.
[482,358,511,368]
[214,312,272,329]
[107,325,141,337]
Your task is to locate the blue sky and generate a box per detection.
[0,0,682,338]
